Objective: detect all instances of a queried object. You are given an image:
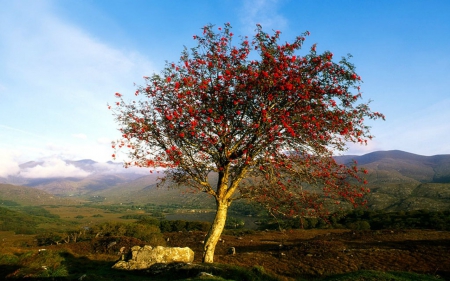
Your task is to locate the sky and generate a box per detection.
[1,0,450,178]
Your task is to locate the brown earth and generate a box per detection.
[163,229,450,280]
[2,229,449,280]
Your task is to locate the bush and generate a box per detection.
[87,221,165,244]
[16,250,68,278]
[158,220,211,232]
[226,217,245,229]
[35,232,63,246]
[136,216,161,226]
[346,221,371,230]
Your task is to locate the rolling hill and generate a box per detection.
[0,183,80,206]
[0,150,449,211]
[336,150,450,211]
[1,160,145,196]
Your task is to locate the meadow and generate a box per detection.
[0,202,449,280]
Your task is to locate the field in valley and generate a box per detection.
[0,213,449,280]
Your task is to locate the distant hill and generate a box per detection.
[90,173,216,208]
[0,151,449,211]
[336,150,450,183]
[335,150,450,211]
[1,159,145,196]
[0,184,80,206]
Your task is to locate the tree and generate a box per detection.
[111,23,384,263]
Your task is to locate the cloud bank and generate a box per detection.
[20,158,92,179]
[0,0,154,163]
[0,149,21,178]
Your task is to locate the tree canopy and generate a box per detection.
[111,23,384,262]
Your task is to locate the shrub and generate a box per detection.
[87,221,164,244]
[346,221,371,230]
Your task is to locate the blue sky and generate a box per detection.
[1,0,450,177]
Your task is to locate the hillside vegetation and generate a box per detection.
[339,151,450,211]
[0,184,79,206]
[1,150,450,212]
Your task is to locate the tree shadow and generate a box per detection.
[0,264,22,279]
[2,251,154,280]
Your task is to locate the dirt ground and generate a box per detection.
[164,229,450,280]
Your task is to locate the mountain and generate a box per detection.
[0,184,80,206]
[335,150,450,211]
[336,150,450,183]
[90,173,216,207]
[1,150,449,211]
[1,159,146,196]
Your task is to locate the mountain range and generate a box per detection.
[1,150,449,211]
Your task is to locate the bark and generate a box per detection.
[202,199,229,263]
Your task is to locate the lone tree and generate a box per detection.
[111,23,384,263]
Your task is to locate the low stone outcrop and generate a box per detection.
[112,245,194,270]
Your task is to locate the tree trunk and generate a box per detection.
[202,199,229,263]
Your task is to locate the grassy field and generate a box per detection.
[1,203,449,280]
[0,229,450,281]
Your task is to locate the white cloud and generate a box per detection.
[93,162,151,175]
[239,0,288,33]
[0,1,155,163]
[97,137,112,145]
[73,133,88,140]
[20,157,91,178]
[0,149,21,178]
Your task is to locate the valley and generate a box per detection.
[0,150,449,280]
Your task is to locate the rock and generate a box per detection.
[112,245,194,270]
[146,262,187,275]
[198,272,214,277]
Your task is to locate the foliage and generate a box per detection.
[120,214,154,220]
[259,209,450,231]
[0,207,43,234]
[158,219,211,232]
[340,209,450,230]
[0,253,20,265]
[0,199,20,206]
[6,250,69,278]
[87,221,163,242]
[112,23,383,262]
[35,232,63,246]
[112,22,383,216]
[228,200,267,217]
[225,216,245,229]
[19,206,60,219]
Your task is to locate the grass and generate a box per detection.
[0,247,443,281]
[1,203,449,280]
[319,270,442,281]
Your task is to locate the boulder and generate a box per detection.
[112,245,194,270]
